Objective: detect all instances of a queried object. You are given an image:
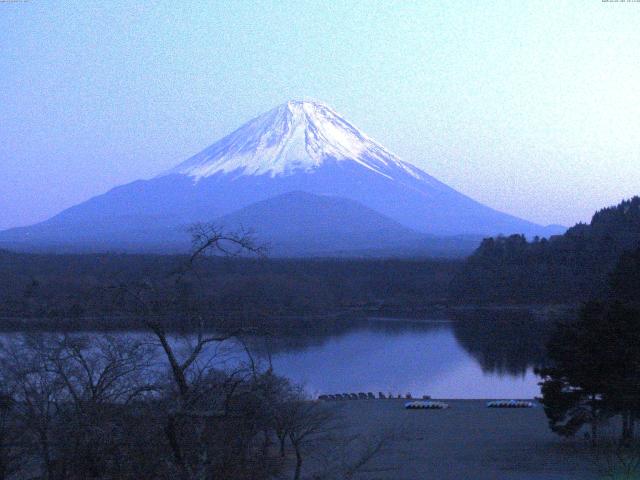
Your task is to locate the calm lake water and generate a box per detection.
[257,317,549,399]
[1,311,555,400]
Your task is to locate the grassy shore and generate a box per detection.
[324,399,601,480]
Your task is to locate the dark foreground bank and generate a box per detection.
[312,400,602,480]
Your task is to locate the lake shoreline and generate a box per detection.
[0,304,578,332]
[316,399,600,479]
[2,311,553,401]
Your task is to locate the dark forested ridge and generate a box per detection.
[450,197,640,304]
[3,196,639,323]
[0,250,459,324]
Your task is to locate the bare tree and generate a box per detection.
[0,334,64,480]
[0,333,160,480]
[187,223,266,263]
[47,334,157,478]
[47,334,155,406]
[107,224,275,480]
[0,390,18,480]
[284,399,337,480]
[1,224,385,480]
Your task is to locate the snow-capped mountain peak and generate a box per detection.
[169,100,421,180]
[0,99,561,253]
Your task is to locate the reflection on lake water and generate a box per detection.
[0,310,557,400]
[248,311,555,399]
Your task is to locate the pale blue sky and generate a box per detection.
[1,1,639,229]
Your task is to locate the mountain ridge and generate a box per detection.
[215,191,481,257]
[0,100,565,254]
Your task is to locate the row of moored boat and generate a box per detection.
[319,392,431,401]
[404,400,535,410]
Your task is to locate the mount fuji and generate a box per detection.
[0,100,563,255]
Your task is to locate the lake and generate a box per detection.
[267,321,540,399]
[238,312,554,399]
[0,310,556,400]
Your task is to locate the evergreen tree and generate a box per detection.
[538,301,640,442]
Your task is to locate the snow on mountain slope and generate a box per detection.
[0,100,565,253]
[169,100,433,183]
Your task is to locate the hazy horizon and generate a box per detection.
[2,1,639,230]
